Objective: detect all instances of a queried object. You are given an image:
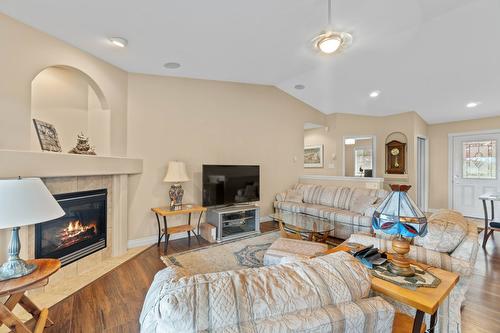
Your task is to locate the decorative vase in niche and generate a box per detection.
[169,184,184,209]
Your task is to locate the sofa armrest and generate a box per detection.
[139,266,190,329]
[363,203,378,217]
[451,221,479,266]
[275,191,287,202]
[348,233,473,276]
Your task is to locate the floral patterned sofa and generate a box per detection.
[347,209,479,333]
[140,251,395,332]
[274,183,389,239]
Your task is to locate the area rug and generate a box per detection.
[161,232,280,274]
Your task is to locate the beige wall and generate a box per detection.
[0,14,128,250]
[428,115,500,209]
[0,14,127,155]
[303,127,336,175]
[302,112,423,197]
[126,74,325,240]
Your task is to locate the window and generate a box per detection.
[355,148,373,176]
[462,140,496,179]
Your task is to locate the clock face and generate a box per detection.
[391,148,400,156]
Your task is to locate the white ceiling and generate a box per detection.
[1,0,499,124]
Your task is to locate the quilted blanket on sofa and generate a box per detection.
[140,251,394,332]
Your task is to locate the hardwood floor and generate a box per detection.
[461,231,500,333]
[26,222,500,332]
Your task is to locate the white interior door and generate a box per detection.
[452,133,500,218]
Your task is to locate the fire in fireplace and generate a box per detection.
[35,189,107,266]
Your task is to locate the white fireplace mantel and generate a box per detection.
[0,149,142,178]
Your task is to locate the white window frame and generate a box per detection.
[354,146,373,176]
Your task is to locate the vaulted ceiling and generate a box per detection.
[1,0,499,124]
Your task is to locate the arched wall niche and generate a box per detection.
[30,65,111,155]
[385,131,408,174]
[385,131,408,144]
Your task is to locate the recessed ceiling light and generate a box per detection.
[109,37,128,48]
[294,84,305,90]
[466,102,481,108]
[163,62,181,69]
[369,90,381,98]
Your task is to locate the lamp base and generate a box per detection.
[387,261,415,277]
[0,258,37,281]
[169,183,184,209]
[388,236,415,277]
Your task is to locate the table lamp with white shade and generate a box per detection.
[0,178,65,280]
[163,161,190,209]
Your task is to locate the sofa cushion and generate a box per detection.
[274,200,306,213]
[292,184,322,204]
[347,188,388,210]
[292,184,353,209]
[350,195,378,215]
[140,251,374,332]
[284,189,303,203]
[414,209,468,253]
[318,186,339,206]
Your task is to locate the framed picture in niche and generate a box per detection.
[304,144,324,168]
[32,119,62,152]
[386,140,406,174]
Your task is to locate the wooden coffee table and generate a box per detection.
[0,259,61,333]
[269,212,334,242]
[326,245,459,333]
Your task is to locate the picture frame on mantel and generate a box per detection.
[33,119,62,152]
[304,144,324,168]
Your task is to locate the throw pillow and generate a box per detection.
[414,209,468,253]
[350,195,378,215]
[285,189,303,203]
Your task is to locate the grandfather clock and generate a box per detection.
[386,140,406,174]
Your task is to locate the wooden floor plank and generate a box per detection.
[35,222,499,332]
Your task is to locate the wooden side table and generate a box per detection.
[325,246,459,333]
[152,204,207,250]
[0,259,61,333]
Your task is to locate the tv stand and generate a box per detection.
[206,205,260,242]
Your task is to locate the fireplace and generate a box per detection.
[35,189,107,266]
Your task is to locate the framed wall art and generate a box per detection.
[33,119,62,152]
[304,144,324,168]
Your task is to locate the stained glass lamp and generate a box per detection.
[372,184,427,276]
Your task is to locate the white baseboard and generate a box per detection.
[427,208,440,214]
[127,232,188,249]
[128,218,272,249]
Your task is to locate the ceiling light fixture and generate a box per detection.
[312,0,352,55]
[466,102,480,108]
[294,84,305,90]
[369,90,381,98]
[164,62,181,69]
[109,37,128,48]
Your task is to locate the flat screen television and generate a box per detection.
[202,165,260,206]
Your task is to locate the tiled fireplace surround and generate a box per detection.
[0,150,143,310]
[20,174,129,296]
